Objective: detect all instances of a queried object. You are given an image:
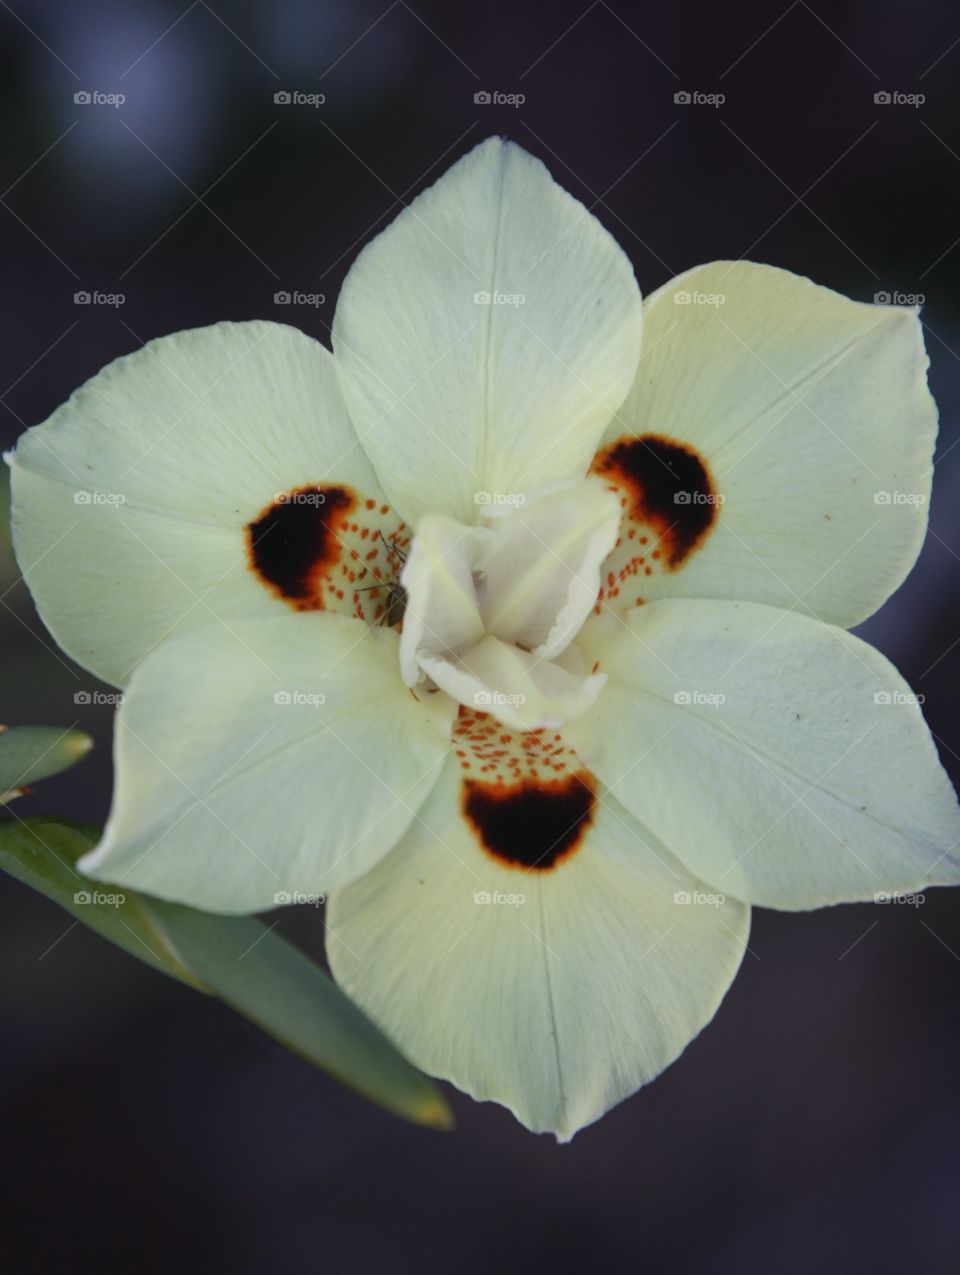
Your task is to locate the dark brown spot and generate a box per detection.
[246,485,356,609]
[593,434,719,568]
[462,770,596,871]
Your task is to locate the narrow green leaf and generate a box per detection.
[0,725,93,802]
[0,816,452,1129]
[0,816,202,986]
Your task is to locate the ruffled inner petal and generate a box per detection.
[418,634,606,732]
[479,478,622,658]
[398,515,491,685]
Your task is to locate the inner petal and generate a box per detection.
[479,477,621,658]
[453,707,597,871]
[246,483,409,625]
[397,514,491,685]
[591,434,721,610]
[418,634,606,732]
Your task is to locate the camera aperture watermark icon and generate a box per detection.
[274,890,326,907]
[673,690,726,707]
[873,890,925,907]
[74,889,126,907]
[674,889,726,908]
[474,90,525,107]
[74,490,125,507]
[874,90,924,108]
[274,90,325,108]
[674,90,725,108]
[274,290,325,308]
[474,890,526,908]
[74,291,125,308]
[74,90,125,108]
[273,690,326,707]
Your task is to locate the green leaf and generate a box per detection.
[0,816,452,1130]
[0,816,204,986]
[0,725,93,802]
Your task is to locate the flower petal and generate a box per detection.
[419,635,606,732]
[79,614,455,914]
[327,749,748,1140]
[480,477,621,659]
[398,513,490,685]
[332,137,643,525]
[565,599,960,910]
[9,321,407,686]
[592,262,936,626]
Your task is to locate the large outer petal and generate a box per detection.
[327,758,748,1140]
[332,137,643,525]
[564,600,960,910]
[594,262,936,626]
[9,321,393,686]
[79,614,455,914]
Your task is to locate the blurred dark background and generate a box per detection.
[3,1,960,1271]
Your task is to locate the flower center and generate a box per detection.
[397,478,622,731]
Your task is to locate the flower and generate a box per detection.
[8,137,960,1140]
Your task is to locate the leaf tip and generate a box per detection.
[411,1091,456,1131]
[67,731,95,758]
